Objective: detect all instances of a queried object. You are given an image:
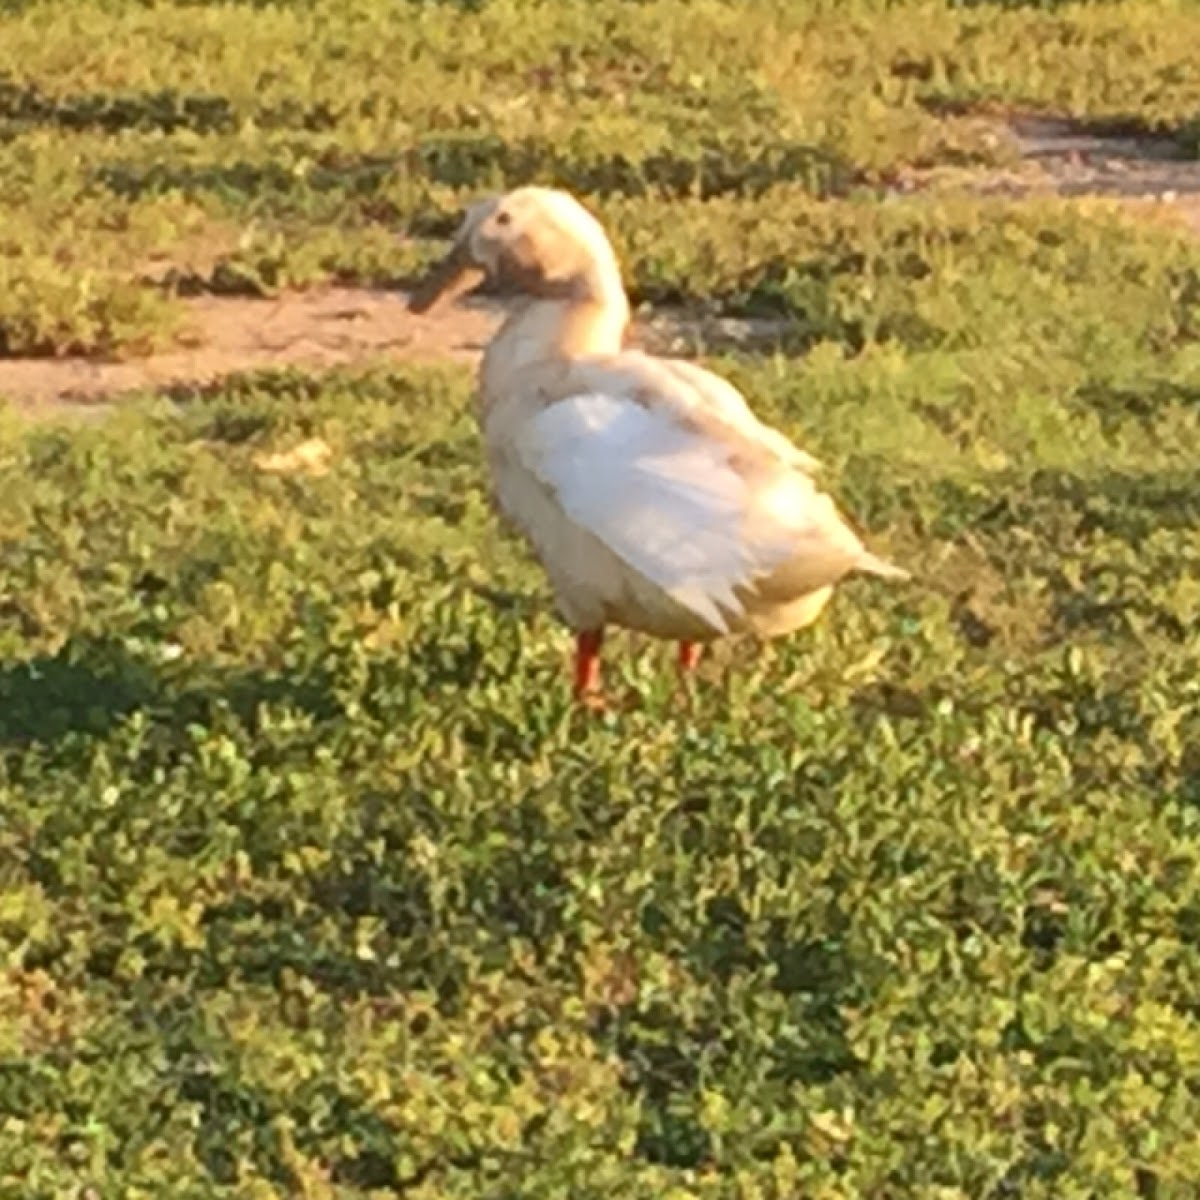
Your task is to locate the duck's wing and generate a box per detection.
[510,368,871,634]
[650,356,824,475]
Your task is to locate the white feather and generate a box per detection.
[513,393,803,632]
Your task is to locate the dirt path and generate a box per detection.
[0,289,791,417]
[2,117,1198,417]
[904,117,1200,232]
[0,290,499,416]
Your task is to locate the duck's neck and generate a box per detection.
[481,262,629,396]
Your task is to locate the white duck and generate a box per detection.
[409,186,908,700]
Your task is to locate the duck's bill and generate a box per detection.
[407,242,488,314]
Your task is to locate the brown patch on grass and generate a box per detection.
[0,288,498,413]
[932,535,1054,655]
[0,287,792,414]
[897,114,1200,234]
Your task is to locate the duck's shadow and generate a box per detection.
[0,635,344,748]
[0,636,158,744]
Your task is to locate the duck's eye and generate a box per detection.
[495,211,512,227]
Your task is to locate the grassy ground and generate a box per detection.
[3,0,1200,1197]
[1,0,1200,354]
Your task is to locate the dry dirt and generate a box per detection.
[3,118,1198,419]
[902,116,1200,230]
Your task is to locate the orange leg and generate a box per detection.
[678,641,702,673]
[573,629,604,698]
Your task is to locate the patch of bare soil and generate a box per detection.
[0,290,498,419]
[900,116,1200,233]
[0,290,792,418]
[2,117,1198,417]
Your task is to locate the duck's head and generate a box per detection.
[408,186,624,315]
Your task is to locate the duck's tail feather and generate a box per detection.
[856,550,911,582]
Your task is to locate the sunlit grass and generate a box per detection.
[1,0,1199,353]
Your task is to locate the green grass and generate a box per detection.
[2,0,1200,354]
[3,321,1200,1195]
[4,0,1200,1196]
